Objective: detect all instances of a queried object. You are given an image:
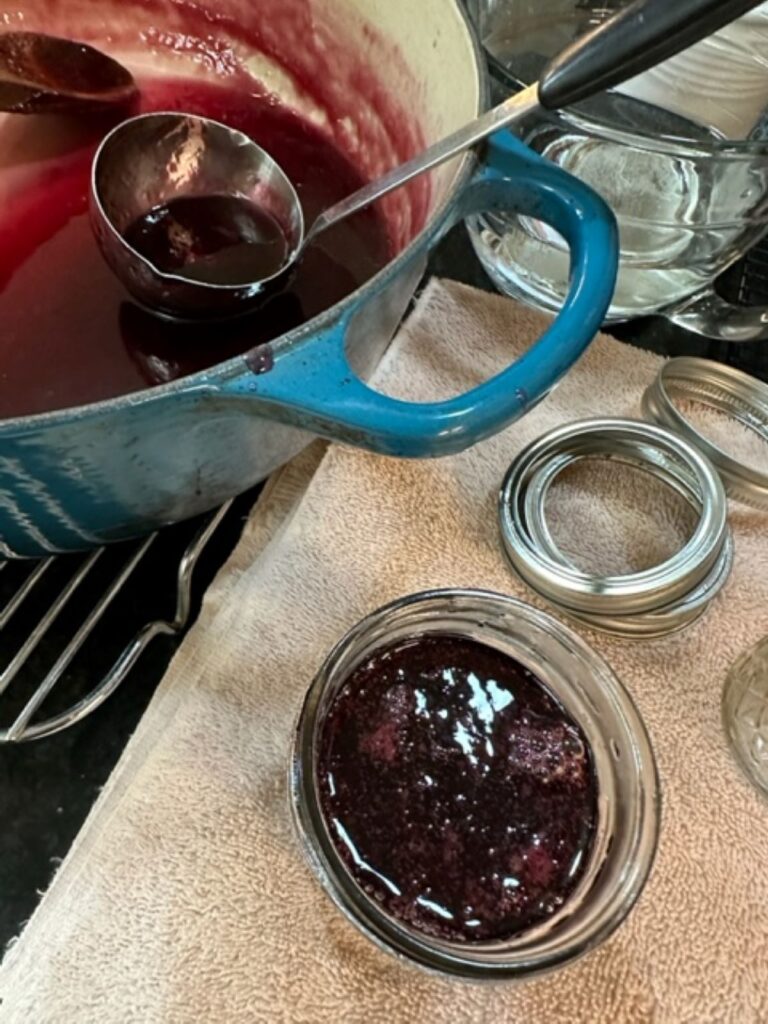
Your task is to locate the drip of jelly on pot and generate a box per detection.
[318,634,599,943]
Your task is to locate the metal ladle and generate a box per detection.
[91,0,764,320]
[723,635,768,797]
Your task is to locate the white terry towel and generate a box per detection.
[2,280,767,1023]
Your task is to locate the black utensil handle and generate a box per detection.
[539,0,765,110]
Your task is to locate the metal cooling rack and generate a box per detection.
[0,499,236,744]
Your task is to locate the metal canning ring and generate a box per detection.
[642,357,768,511]
[499,419,731,631]
[561,536,734,639]
[522,448,733,639]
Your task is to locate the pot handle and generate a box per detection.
[237,131,618,458]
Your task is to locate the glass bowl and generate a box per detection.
[290,589,660,981]
[463,0,768,332]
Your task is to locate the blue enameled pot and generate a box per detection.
[0,0,618,556]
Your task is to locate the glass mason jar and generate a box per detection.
[465,0,768,341]
[291,589,660,981]
[723,634,768,796]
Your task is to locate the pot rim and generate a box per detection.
[0,0,488,436]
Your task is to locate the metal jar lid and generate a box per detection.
[520,443,734,639]
[642,357,768,510]
[499,419,732,637]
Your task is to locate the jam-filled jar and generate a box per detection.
[291,589,659,980]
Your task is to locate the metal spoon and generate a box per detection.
[0,31,136,115]
[91,0,764,320]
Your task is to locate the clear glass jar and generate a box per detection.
[291,589,660,981]
[723,634,768,796]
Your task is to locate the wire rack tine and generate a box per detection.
[170,499,232,626]
[0,558,54,629]
[0,551,103,700]
[7,499,234,743]
[6,535,158,741]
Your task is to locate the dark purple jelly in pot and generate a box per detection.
[317,634,599,943]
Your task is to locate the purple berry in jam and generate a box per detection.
[318,635,598,943]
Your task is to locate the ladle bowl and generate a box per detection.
[91,112,305,320]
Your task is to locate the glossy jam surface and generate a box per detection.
[123,194,290,285]
[0,77,392,418]
[319,635,598,943]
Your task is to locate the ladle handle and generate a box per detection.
[304,84,540,245]
[308,0,764,245]
[539,0,766,110]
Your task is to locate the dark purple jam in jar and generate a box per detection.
[318,635,599,943]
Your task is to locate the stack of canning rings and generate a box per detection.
[499,418,733,639]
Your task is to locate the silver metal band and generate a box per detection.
[642,357,768,511]
[499,418,732,638]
